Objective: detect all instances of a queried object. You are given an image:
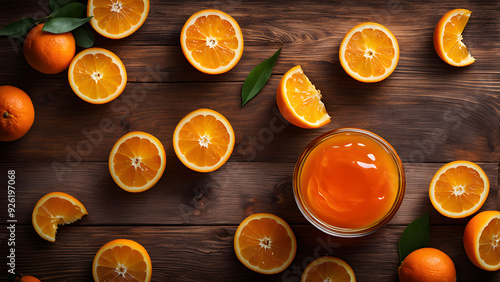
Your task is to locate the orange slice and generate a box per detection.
[93,239,152,281]
[301,257,356,282]
[109,131,166,192]
[276,65,330,128]
[180,9,244,74]
[68,47,127,104]
[429,161,489,218]
[32,192,87,242]
[173,109,234,172]
[339,22,399,82]
[434,9,474,67]
[88,0,150,39]
[234,213,297,274]
[464,211,500,271]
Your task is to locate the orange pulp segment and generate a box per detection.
[434,9,474,66]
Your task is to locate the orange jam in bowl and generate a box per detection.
[293,128,405,237]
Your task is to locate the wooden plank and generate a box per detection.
[1,225,499,281]
[0,81,497,163]
[1,162,497,226]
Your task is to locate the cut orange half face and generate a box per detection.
[32,192,87,242]
[109,131,166,192]
[276,65,330,128]
[88,0,150,39]
[429,161,489,218]
[434,9,474,67]
[173,109,235,172]
[68,47,127,104]
[339,22,399,82]
[180,9,244,74]
[464,211,500,271]
[234,213,297,274]
[301,256,356,282]
[93,239,152,281]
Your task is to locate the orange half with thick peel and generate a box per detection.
[301,256,356,282]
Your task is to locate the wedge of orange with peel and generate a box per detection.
[276,65,330,128]
[32,192,87,242]
[93,239,152,281]
[234,213,297,274]
[180,9,244,74]
[173,109,234,172]
[88,0,150,39]
[339,22,399,82]
[301,256,356,282]
[434,9,474,67]
[68,47,127,104]
[429,161,489,218]
[109,131,166,192]
[464,211,500,271]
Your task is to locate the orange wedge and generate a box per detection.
[339,22,399,82]
[173,109,234,172]
[93,239,152,281]
[109,131,166,192]
[301,257,356,282]
[180,9,244,74]
[276,65,330,128]
[68,47,127,104]
[464,211,500,271]
[234,213,297,274]
[32,192,87,242]
[429,161,489,218]
[88,0,150,39]
[434,9,474,67]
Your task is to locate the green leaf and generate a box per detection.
[72,25,94,48]
[399,212,430,262]
[49,0,76,12]
[42,17,92,34]
[241,47,282,107]
[49,2,87,19]
[0,18,36,37]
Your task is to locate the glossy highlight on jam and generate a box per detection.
[294,128,405,237]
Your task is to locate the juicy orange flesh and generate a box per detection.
[443,13,471,63]
[434,166,485,213]
[92,0,145,35]
[34,197,85,238]
[344,28,395,78]
[479,218,500,266]
[305,261,352,282]
[95,245,148,281]
[237,218,292,271]
[185,15,238,69]
[73,53,123,99]
[177,114,230,167]
[285,71,328,124]
[113,136,162,187]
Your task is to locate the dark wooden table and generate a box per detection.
[1,0,499,281]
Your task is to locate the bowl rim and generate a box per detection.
[292,127,406,238]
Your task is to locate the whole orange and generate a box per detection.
[19,276,41,282]
[398,247,456,282]
[23,23,75,74]
[0,86,35,141]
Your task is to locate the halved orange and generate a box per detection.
[109,131,166,192]
[464,211,500,271]
[68,47,127,104]
[93,239,152,281]
[429,161,489,218]
[180,9,244,74]
[301,257,356,282]
[434,9,474,67]
[339,22,399,82]
[88,0,150,39]
[234,213,297,274]
[32,192,87,242]
[173,109,234,172]
[276,65,330,128]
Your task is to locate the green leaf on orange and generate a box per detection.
[72,25,95,48]
[0,18,36,38]
[42,17,92,34]
[49,2,87,19]
[399,212,430,262]
[49,0,76,12]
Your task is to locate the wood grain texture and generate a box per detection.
[0,162,497,226]
[1,225,499,281]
